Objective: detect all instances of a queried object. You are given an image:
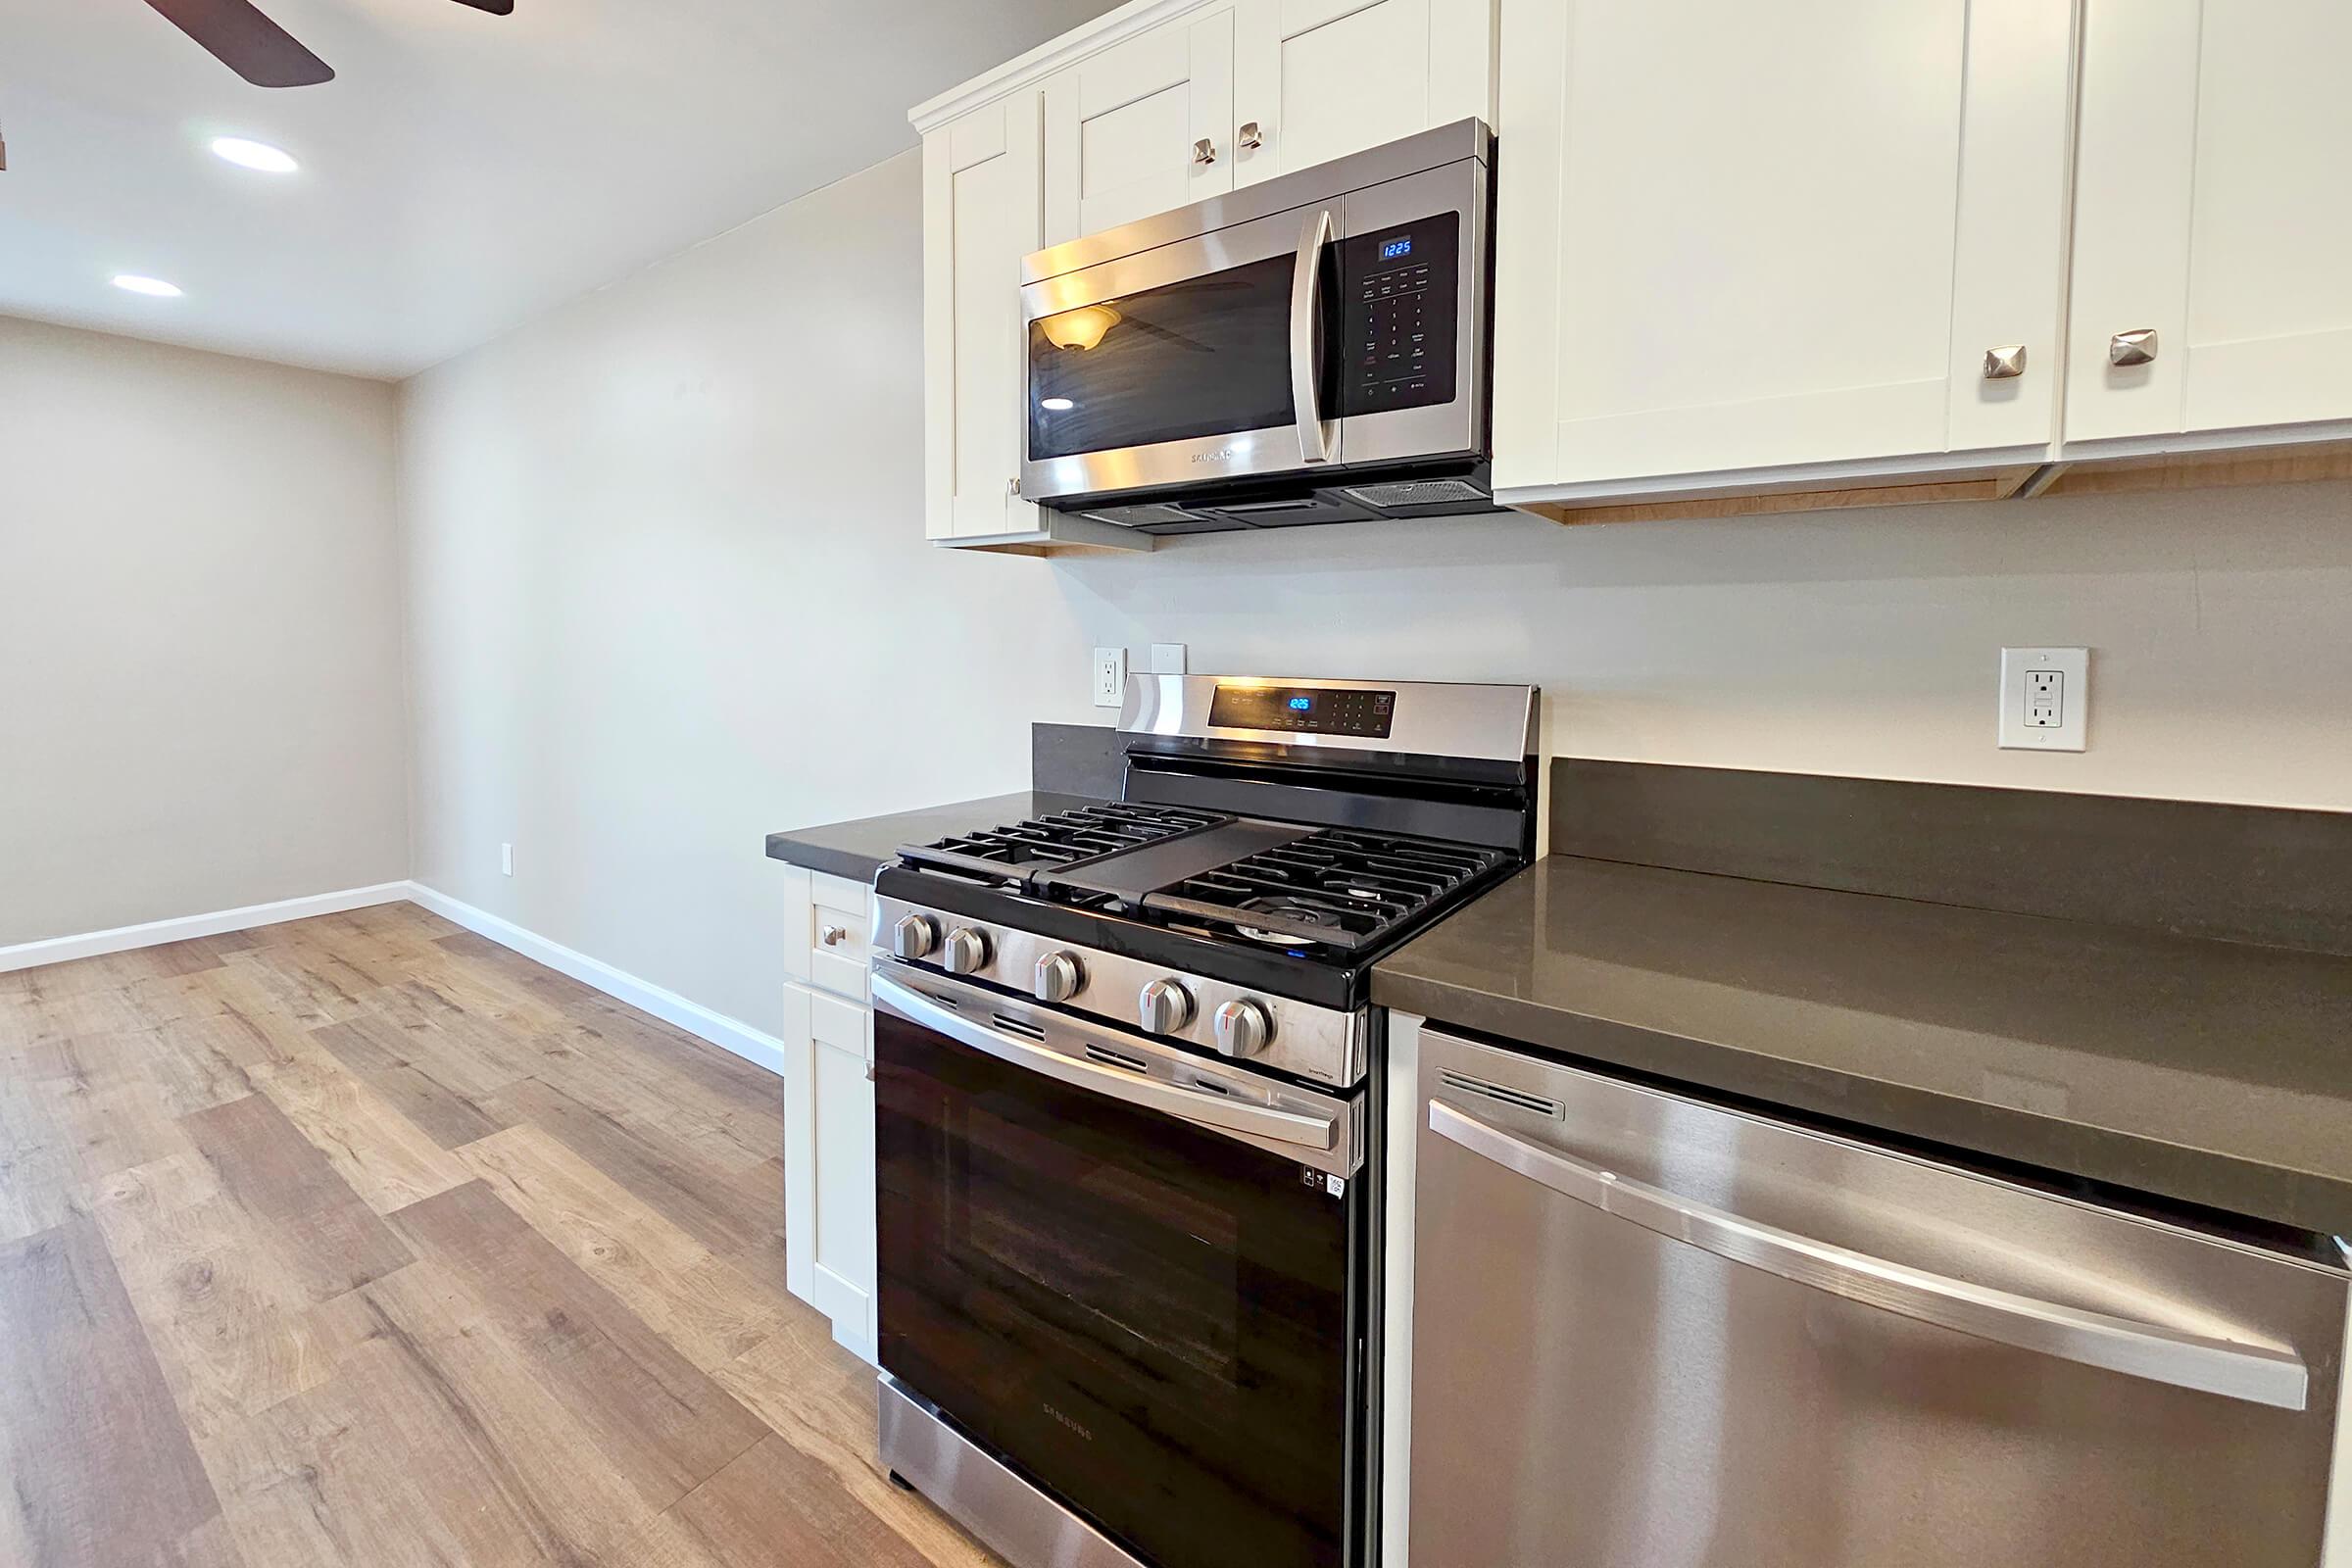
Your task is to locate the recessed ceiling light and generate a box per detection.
[113,274,183,297]
[1039,397,1075,411]
[210,136,299,174]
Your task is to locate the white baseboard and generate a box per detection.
[404,883,785,1078]
[0,882,414,975]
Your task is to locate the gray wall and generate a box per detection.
[398,146,2352,1043]
[0,317,409,947]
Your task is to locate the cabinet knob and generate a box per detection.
[820,924,848,947]
[1238,121,1263,150]
[1006,474,1020,498]
[1192,137,1216,166]
[1982,344,2028,381]
[2109,328,2159,368]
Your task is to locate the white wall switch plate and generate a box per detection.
[1091,646,1127,708]
[1149,642,1188,674]
[500,842,515,876]
[1998,647,2088,751]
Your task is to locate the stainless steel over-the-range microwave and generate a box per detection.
[1019,120,1494,535]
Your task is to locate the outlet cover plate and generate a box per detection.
[1149,642,1188,674]
[1092,646,1127,708]
[1998,647,2088,751]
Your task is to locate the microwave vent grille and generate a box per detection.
[1341,478,1487,509]
[1083,503,1200,527]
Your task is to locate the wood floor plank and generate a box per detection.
[482,1074,781,1265]
[179,1094,416,1298]
[311,1016,518,1150]
[220,945,378,1030]
[240,1048,473,1215]
[710,1310,1006,1568]
[0,1216,226,1567]
[26,1035,194,1185]
[459,1123,789,1372]
[389,1179,771,1513]
[89,1152,341,1443]
[622,1431,956,1568]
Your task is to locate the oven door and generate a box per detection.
[872,963,1368,1568]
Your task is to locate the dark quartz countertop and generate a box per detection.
[762,792,1101,883]
[1373,855,2352,1240]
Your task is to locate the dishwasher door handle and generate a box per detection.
[1430,1100,2310,1411]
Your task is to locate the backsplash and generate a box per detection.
[1054,476,2352,812]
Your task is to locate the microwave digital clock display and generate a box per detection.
[1208,685,1396,738]
[1380,236,1413,261]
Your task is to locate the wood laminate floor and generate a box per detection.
[0,902,1002,1568]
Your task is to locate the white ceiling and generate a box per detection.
[0,0,1111,378]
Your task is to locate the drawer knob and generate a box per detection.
[1238,121,1263,150]
[820,924,848,947]
[1192,137,1216,166]
[2109,328,2158,368]
[1982,343,2027,380]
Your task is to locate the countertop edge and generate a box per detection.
[1371,956,2352,1245]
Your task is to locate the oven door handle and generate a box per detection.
[874,971,1339,1154]
[1289,207,1335,465]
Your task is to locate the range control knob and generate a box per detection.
[1212,999,1274,1058]
[1033,951,1086,1004]
[1138,977,1196,1035]
[891,912,940,961]
[941,926,992,976]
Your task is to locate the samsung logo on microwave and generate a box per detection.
[1192,447,1241,464]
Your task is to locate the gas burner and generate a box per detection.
[899,803,1226,886]
[1144,828,1506,955]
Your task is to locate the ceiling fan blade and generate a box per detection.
[447,0,515,12]
[142,0,334,87]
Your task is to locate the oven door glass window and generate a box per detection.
[876,1005,1358,1568]
[1028,247,1340,462]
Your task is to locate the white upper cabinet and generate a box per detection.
[1043,11,1236,246]
[1492,0,2077,497]
[2064,0,2352,447]
[1229,0,1495,187]
[924,96,1045,542]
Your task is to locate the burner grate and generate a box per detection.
[1142,828,1505,953]
[898,803,1227,886]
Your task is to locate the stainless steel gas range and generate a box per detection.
[865,673,1539,1568]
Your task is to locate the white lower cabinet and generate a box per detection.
[780,868,880,1363]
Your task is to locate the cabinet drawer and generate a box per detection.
[808,873,872,1000]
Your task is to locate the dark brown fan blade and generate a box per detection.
[448,0,515,11]
[142,0,334,86]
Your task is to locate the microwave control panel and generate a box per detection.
[1341,214,1460,416]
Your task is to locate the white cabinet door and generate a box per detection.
[924,95,1044,541]
[780,979,878,1362]
[1043,10,1235,245]
[1492,0,2075,496]
[1230,0,1493,187]
[2064,0,2352,446]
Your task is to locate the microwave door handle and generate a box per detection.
[1290,208,1334,464]
[1429,1101,2310,1411]
[874,970,1339,1154]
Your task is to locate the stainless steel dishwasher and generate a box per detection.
[1408,1027,2349,1568]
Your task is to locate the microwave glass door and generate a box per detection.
[1023,202,1344,498]
[874,992,1360,1568]
[1029,253,1300,460]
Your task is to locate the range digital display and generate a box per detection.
[1208,684,1396,738]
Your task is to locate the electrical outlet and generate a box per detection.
[500,842,514,877]
[1149,642,1188,674]
[1998,648,2088,751]
[1091,646,1127,708]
